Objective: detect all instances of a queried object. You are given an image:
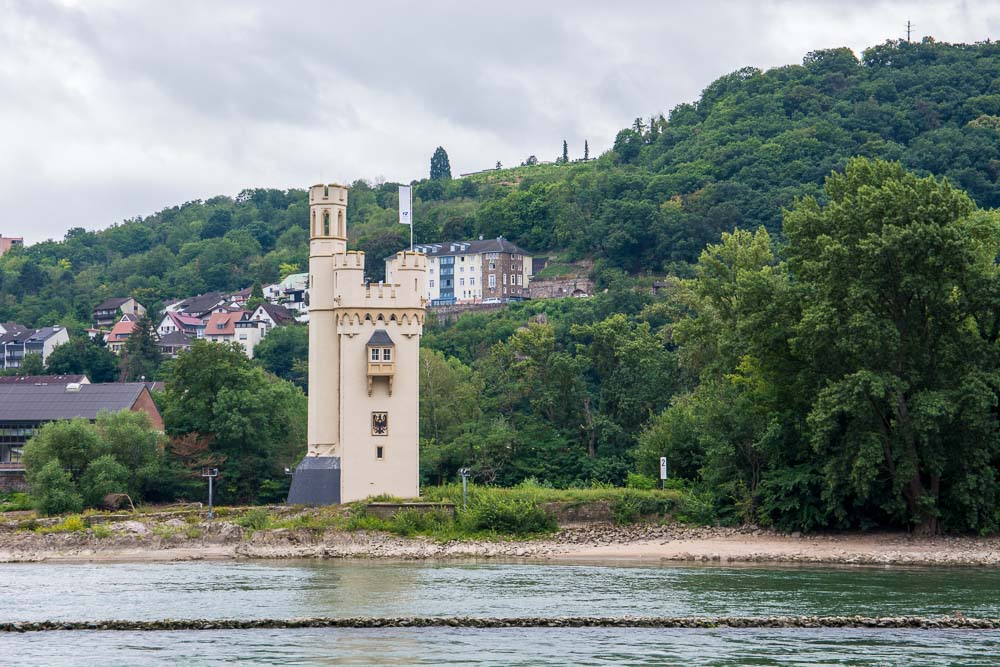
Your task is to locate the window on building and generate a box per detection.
[459,278,465,286]
[488,275,496,289]
[489,262,496,270]
[459,266,464,273]
[429,279,435,287]
[470,277,475,285]
[381,347,392,362]
[517,275,523,285]
[510,274,515,284]
[370,348,380,362]
[376,446,385,460]
[503,274,507,285]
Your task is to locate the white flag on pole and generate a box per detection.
[398,185,412,225]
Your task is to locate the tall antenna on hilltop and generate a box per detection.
[906,20,914,43]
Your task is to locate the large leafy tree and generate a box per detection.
[162,341,306,503]
[784,158,1000,533]
[45,336,119,383]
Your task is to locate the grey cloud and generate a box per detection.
[2,0,999,242]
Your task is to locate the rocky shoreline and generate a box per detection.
[2,520,1000,567]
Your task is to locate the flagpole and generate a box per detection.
[409,186,413,252]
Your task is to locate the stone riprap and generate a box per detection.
[1,616,997,632]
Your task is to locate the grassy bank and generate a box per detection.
[2,483,712,542]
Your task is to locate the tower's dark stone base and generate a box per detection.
[286,456,341,505]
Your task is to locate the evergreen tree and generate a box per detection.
[584,140,589,160]
[495,161,502,170]
[120,313,161,381]
[561,140,569,164]
[430,146,452,180]
[246,280,265,311]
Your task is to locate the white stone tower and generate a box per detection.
[287,183,427,505]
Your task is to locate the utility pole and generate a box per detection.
[906,20,914,43]
[202,467,218,519]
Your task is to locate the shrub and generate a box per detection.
[235,508,271,531]
[31,460,83,516]
[0,492,32,512]
[611,491,678,525]
[389,509,453,536]
[626,472,657,490]
[38,515,87,533]
[459,492,556,535]
[91,524,112,539]
[79,455,130,508]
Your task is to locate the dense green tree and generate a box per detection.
[783,158,1000,533]
[254,325,308,390]
[45,336,119,383]
[30,460,83,515]
[162,341,306,503]
[430,146,452,180]
[120,313,161,381]
[17,353,44,376]
[22,411,168,514]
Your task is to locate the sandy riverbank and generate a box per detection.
[2,522,1000,567]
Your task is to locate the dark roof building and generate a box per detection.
[0,382,164,490]
[0,374,89,385]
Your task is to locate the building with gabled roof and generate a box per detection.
[156,330,193,359]
[156,311,205,340]
[204,309,247,343]
[168,291,229,319]
[93,297,145,329]
[106,315,138,354]
[248,303,297,328]
[0,382,163,491]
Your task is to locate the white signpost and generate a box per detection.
[659,457,668,487]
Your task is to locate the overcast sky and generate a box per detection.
[2,0,999,243]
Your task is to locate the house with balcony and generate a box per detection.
[156,311,206,340]
[0,325,69,370]
[93,297,145,329]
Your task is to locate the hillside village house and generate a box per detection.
[0,235,24,257]
[105,313,137,354]
[0,382,163,492]
[394,237,531,305]
[156,331,193,359]
[0,324,69,370]
[156,311,206,339]
[92,297,145,329]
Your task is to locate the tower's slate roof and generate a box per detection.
[0,383,148,421]
[366,330,395,347]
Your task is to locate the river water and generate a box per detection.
[2,560,999,665]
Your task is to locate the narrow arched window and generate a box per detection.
[338,210,345,236]
[323,211,330,236]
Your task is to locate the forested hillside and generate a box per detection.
[3,39,1000,328]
